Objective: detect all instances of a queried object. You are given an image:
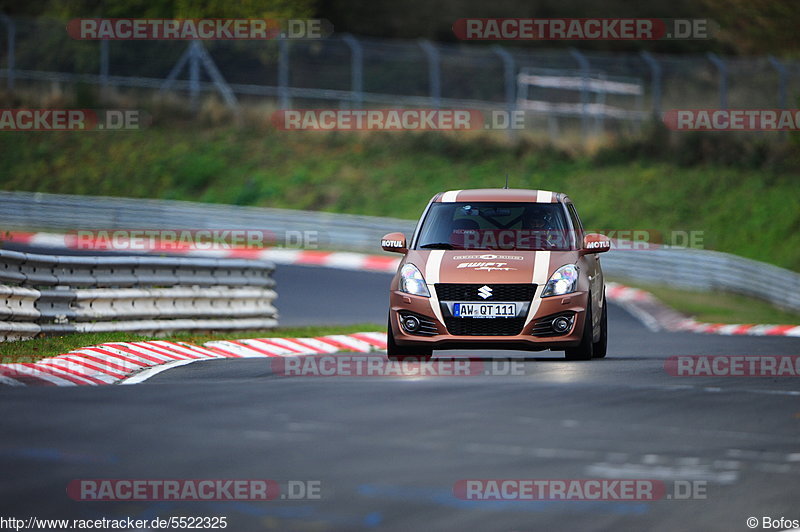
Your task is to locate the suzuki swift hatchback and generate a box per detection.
[381,188,611,361]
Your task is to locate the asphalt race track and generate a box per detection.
[1,262,799,531]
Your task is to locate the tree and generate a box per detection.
[701,0,799,56]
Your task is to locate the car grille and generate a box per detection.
[435,284,536,302]
[444,317,526,336]
[531,312,575,337]
[398,311,439,336]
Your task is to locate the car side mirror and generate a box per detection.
[381,232,408,254]
[581,233,611,254]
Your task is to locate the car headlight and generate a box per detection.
[541,264,579,297]
[399,263,430,297]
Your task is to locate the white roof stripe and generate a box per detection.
[441,190,462,202]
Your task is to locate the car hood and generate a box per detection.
[404,249,580,285]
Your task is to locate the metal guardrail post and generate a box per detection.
[0,14,14,90]
[640,51,662,116]
[569,48,590,140]
[492,45,517,140]
[706,52,728,109]
[278,36,290,109]
[341,34,363,108]
[418,40,441,109]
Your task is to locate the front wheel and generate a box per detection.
[387,317,433,361]
[592,291,608,359]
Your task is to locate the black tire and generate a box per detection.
[592,291,608,359]
[565,302,593,361]
[387,317,433,361]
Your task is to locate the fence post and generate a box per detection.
[159,42,237,113]
[706,52,728,108]
[640,51,662,116]
[569,48,591,140]
[767,55,788,109]
[196,43,239,112]
[492,45,517,140]
[341,34,363,108]
[768,55,788,139]
[160,43,192,93]
[278,36,290,109]
[0,15,14,90]
[418,40,441,109]
[99,39,109,100]
[188,41,201,112]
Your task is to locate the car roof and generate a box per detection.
[432,188,569,204]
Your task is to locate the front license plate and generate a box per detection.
[453,303,517,318]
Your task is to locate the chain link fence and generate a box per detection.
[1,16,799,140]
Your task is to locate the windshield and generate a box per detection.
[415,202,574,251]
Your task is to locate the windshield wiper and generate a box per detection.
[419,243,454,249]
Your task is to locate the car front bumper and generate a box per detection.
[389,289,589,351]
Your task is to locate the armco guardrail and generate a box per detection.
[0,248,277,341]
[601,247,800,312]
[1,191,798,312]
[0,191,413,253]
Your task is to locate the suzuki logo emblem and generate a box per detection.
[478,285,492,299]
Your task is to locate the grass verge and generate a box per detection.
[1,125,798,270]
[0,323,385,364]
